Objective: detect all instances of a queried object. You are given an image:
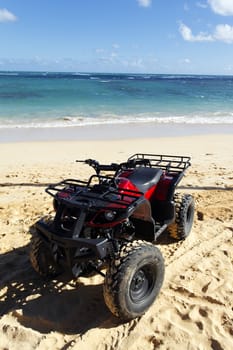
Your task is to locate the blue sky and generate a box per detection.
[1,0,233,74]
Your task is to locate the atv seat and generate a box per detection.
[127,167,163,193]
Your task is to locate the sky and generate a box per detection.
[0,0,233,74]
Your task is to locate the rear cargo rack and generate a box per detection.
[128,153,191,173]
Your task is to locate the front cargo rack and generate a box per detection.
[45,175,144,212]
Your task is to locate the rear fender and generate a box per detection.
[130,199,155,242]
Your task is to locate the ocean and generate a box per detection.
[0,71,233,129]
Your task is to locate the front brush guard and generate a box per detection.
[35,220,113,261]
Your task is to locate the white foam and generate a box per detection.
[0,111,233,129]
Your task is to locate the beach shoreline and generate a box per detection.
[0,132,232,350]
[0,122,233,143]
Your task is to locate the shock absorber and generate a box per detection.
[104,229,119,258]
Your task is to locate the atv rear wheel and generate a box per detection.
[103,240,164,321]
[168,193,195,240]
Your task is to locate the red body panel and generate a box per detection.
[116,170,159,201]
[117,177,140,194]
[117,169,174,202]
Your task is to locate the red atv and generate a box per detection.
[30,153,194,321]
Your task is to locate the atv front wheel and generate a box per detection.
[29,234,60,278]
[29,217,61,278]
[168,193,195,240]
[103,240,164,321]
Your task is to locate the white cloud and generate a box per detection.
[137,0,152,8]
[95,48,105,54]
[179,22,214,42]
[196,2,208,9]
[225,64,233,72]
[184,3,189,11]
[179,22,233,44]
[178,58,191,67]
[208,0,233,15]
[214,24,233,43]
[0,8,17,22]
[131,58,145,68]
[112,43,120,49]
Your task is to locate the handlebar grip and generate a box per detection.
[76,159,99,167]
[98,164,119,171]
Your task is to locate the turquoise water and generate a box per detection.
[0,72,233,128]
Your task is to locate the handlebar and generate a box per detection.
[76,159,119,174]
[76,158,151,174]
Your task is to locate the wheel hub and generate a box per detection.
[132,270,146,290]
[130,268,150,302]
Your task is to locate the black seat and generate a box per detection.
[127,167,163,193]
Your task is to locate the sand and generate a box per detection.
[0,133,232,350]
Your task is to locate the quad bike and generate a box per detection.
[29,153,195,321]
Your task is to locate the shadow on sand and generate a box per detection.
[0,181,232,191]
[0,244,120,335]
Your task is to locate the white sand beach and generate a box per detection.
[0,132,232,350]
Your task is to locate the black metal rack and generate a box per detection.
[46,175,143,212]
[127,153,191,173]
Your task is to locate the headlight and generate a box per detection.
[104,210,117,221]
